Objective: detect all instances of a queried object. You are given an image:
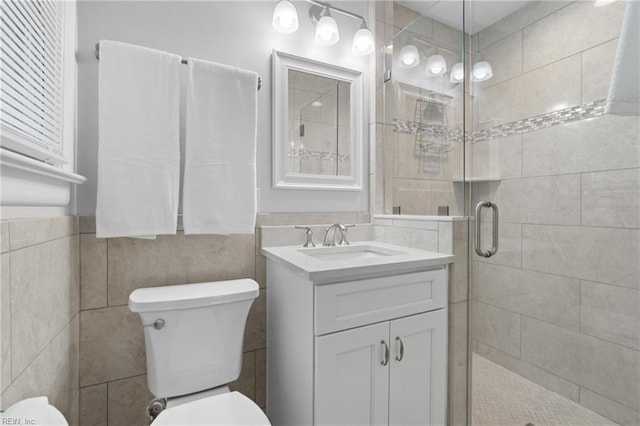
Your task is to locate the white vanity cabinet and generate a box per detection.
[315,309,447,426]
[263,242,451,426]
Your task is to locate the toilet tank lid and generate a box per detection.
[129,279,259,313]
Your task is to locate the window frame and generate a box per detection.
[0,0,86,210]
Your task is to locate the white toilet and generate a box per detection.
[1,397,67,425]
[128,278,270,425]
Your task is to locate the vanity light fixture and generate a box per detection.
[471,61,493,82]
[272,0,375,55]
[449,62,464,83]
[352,21,375,55]
[396,42,495,86]
[425,54,447,77]
[272,0,299,34]
[399,44,420,68]
[315,5,339,45]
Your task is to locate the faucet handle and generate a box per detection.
[339,224,356,245]
[294,226,316,248]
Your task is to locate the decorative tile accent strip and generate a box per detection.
[288,148,350,162]
[393,99,607,144]
[472,99,606,143]
[394,119,463,143]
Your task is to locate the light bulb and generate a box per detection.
[449,62,464,83]
[281,14,292,27]
[399,45,420,68]
[272,0,299,34]
[352,22,374,55]
[315,8,339,46]
[471,61,493,82]
[425,54,447,77]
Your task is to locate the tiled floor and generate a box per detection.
[471,353,618,426]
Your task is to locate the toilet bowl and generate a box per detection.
[153,391,269,425]
[1,397,67,425]
[129,279,270,425]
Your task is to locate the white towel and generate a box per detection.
[605,0,640,116]
[96,41,181,238]
[183,59,258,235]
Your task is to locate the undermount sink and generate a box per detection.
[261,241,454,284]
[298,244,406,261]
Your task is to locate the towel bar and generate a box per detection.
[94,42,262,91]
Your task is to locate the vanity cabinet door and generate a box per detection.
[315,322,390,426]
[389,309,447,426]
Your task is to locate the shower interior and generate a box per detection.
[379,1,640,425]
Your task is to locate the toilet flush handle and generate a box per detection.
[143,319,165,330]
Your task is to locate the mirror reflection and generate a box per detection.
[287,70,351,176]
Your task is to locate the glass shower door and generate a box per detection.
[467,1,640,425]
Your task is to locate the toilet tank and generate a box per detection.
[129,279,259,399]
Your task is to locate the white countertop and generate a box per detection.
[261,241,454,284]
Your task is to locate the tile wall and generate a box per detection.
[0,217,80,425]
[469,2,640,425]
[78,212,369,426]
[375,2,466,216]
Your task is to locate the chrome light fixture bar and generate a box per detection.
[272,0,374,55]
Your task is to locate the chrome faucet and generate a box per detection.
[322,224,356,246]
[322,224,346,247]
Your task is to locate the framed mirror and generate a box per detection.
[272,50,363,190]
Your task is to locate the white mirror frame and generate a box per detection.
[272,50,363,191]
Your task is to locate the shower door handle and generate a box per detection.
[475,201,499,258]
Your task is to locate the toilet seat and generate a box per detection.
[152,392,270,425]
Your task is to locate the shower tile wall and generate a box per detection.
[376,3,465,216]
[470,2,639,425]
[0,217,80,425]
[78,212,369,426]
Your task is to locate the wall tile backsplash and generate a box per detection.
[0,217,80,426]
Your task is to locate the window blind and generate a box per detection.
[0,0,65,164]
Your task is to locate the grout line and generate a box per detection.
[477,34,619,93]
[8,233,76,254]
[520,134,524,180]
[518,312,523,360]
[579,50,584,105]
[580,173,583,226]
[81,373,148,391]
[578,385,640,414]
[7,312,79,390]
[106,238,109,308]
[477,256,637,292]
[520,223,523,269]
[476,1,576,52]
[476,299,579,334]
[579,280,584,334]
[7,250,12,391]
[475,341,583,391]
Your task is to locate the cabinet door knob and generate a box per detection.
[395,336,404,362]
[380,340,389,366]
